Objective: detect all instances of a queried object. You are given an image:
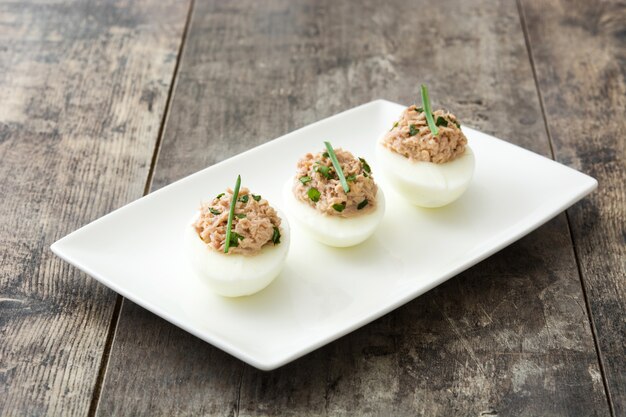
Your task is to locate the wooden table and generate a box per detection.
[1,0,624,415]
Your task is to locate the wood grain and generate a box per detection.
[519,0,626,414]
[0,1,190,415]
[98,0,610,415]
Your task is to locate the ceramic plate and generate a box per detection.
[51,100,597,370]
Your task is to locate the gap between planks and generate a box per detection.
[87,295,123,417]
[143,0,197,197]
[515,1,615,415]
[87,1,197,416]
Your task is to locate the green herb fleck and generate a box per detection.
[224,175,242,253]
[209,208,221,215]
[324,141,351,193]
[389,121,399,131]
[359,157,371,174]
[308,187,321,202]
[322,151,329,158]
[235,213,246,219]
[454,121,461,128]
[415,106,423,113]
[332,202,346,212]
[435,116,448,127]
[299,176,312,185]
[420,84,439,137]
[314,164,333,179]
[239,194,249,203]
[409,124,419,136]
[272,227,281,244]
[346,174,357,182]
[228,231,244,248]
[216,193,225,199]
[252,194,261,202]
[357,199,369,210]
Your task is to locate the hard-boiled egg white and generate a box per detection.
[184,212,290,297]
[282,180,385,247]
[376,138,474,208]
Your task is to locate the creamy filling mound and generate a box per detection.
[194,187,281,256]
[382,105,467,163]
[293,148,377,217]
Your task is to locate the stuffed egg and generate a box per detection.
[184,175,289,297]
[376,85,474,208]
[283,142,385,247]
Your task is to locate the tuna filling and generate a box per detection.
[382,105,467,163]
[194,187,281,256]
[293,148,378,217]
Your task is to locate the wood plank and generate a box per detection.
[519,0,626,414]
[98,0,610,415]
[0,1,190,415]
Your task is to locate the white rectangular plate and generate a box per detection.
[52,100,597,370]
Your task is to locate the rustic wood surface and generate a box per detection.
[0,0,190,416]
[0,0,623,416]
[520,0,626,414]
[95,0,613,416]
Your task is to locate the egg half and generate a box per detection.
[184,212,290,297]
[376,138,474,208]
[282,180,385,247]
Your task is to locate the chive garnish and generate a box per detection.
[252,194,261,202]
[409,124,419,136]
[435,116,448,127]
[324,141,350,193]
[216,193,225,199]
[357,199,368,210]
[228,231,244,248]
[224,175,242,253]
[235,213,246,219]
[359,157,371,174]
[239,194,249,203]
[346,174,357,182]
[299,176,312,184]
[332,202,346,212]
[420,84,439,137]
[272,227,281,244]
[308,187,321,202]
[314,164,332,179]
[209,208,221,215]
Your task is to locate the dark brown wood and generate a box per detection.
[0,0,190,415]
[97,0,610,415]
[519,0,626,414]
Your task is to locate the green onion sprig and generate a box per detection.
[314,164,332,179]
[308,187,321,202]
[324,141,350,193]
[435,116,448,127]
[420,84,439,137]
[224,175,242,253]
[272,227,281,244]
